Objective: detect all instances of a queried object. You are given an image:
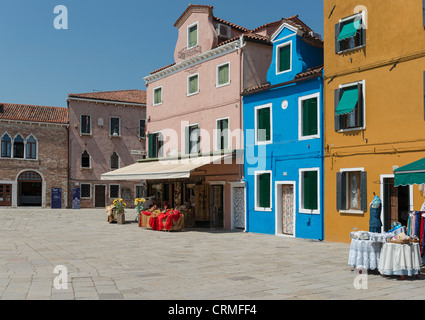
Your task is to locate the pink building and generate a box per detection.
[67,90,146,208]
[103,5,285,230]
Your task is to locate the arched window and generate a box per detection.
[1,133,11,158]
[13,134,24,159]
[110,152,119,170]
[26,135,37,159]
[81,150,90,169]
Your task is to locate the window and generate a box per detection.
[299,169,319,214]
[110,117,120,137]
[80,184,91,198]
[335,13,365,53]
[109,184,120,199]
[13,134,24,159]
[81,150,91,169]
[185,124,200,155]
[255,171,272,210]
[26,135,37,159]
[335,81,365,131]
[299,94,320,139]
[188,22,198,48]
[276,42,291,74]
[187,74,199,96]
[80,114,91,135]
[139,119,146,139]
[336,169,367,212]
[121,188,131,200]
[148,132,163,158]
[153,87,162,106]
[255,104,272,144]
[110,152,119,170]
[217,63,230,87]
[1,133,11,158]
[216,118,229,150]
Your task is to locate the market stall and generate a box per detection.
[140,203,184,231]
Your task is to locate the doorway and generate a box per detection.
[94,185,106,208]
[210,184,224,229]
[0,184,12,206]
[276,182,296,236]
[17,171,42,207]
[382,177,411,231]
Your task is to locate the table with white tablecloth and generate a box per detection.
[348,238,384,270]
[378,242,422,277]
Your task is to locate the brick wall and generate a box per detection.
[0,121,69,208]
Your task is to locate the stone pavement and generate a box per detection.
[0,208,424,301]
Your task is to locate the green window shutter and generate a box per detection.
[278,44,291,72]
[257,107,271,142]
[222,119,228,150]
[189,75,198,94]
[185,127,190,154]
[336,172,347,211]
[303,171,318,210]
[302,98,318,136]
[218,64,229,85]
[335,23,341,53]
[189,25,197,47]
[154,88,161,105]
[148,134,156,158]
[258,173,271,208]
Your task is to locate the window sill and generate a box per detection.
[339,209,364,214]
[337,126,365,133]
[80,167,92,171]
[79,133,92,137]
[216,81,231,88]
[109,135,122,139]
[255,207,272,212]
[299,209,320,215]
[187,91,199,97]
[336,45,366,55]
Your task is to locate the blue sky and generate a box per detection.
[0,0,323,108]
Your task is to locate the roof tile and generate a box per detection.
[0,103,68,124]
[68,90,146,105]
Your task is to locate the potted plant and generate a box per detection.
[134,198,146,223]
[113,198,126,224]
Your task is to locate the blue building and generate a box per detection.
[242,17,324,240]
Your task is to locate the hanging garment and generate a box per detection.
[369,200,382,233]
[369,196,382,232]
[420,214,424,256]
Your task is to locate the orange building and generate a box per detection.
[323,0,425,242]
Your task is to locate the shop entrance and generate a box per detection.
[18,171,42,207]
[94,185,106,208]
[382,177,410,231]
[210,184,224,229]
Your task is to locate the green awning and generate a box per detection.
[335,87,358,115]
[394,157,425,186]
[338,20,361,41]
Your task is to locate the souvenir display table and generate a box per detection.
[378,242,422,279]
[140,210,184,231]
[348,231,392,270]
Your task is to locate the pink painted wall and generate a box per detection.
[69,100,146,180]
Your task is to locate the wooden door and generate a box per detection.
[0,184,12,206]
[95,185,106,208]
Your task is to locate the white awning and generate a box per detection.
[100,154,229,181]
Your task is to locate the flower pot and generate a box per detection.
[117,211,125,224]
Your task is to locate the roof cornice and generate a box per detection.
[143,39,241,84]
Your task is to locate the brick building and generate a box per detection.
[67,90,147,209]
[0,103,69,208]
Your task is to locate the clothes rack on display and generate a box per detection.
[407,211,425,260]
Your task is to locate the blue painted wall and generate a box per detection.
[243,23,324,240]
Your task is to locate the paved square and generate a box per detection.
[0,208,423,300]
